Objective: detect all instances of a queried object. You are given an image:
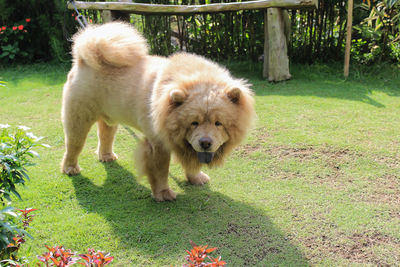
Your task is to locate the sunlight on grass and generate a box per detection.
[1,62,399,266]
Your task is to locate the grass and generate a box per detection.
[0,61,399,266]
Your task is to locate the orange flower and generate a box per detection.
[26,18,31,22]
[18,25,24,30]
[12,26,17,30]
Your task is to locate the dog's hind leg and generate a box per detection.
[97,119,118,162]
[136,138,176,201]
[61,103,96,175]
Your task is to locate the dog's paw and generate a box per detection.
[152,188,177,202]
[187,171,210,185]
[99,152,118,162]
[62,165,81,176]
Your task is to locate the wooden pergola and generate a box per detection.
[68,0,319,82]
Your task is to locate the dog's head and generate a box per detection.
[151,53,255,167]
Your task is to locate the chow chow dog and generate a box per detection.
[61,22,255,201]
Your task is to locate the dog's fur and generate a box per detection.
[61,22,255,201]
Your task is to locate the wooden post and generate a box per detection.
[344,0,353,77]
[102,10,113,22]
[102,0,132,22]
[263,8,291,82]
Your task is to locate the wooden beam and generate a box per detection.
[68,0,318,15]
[344,0,353,77]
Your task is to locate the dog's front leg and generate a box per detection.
[136,138,176,201]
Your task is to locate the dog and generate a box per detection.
[61,22,255,201]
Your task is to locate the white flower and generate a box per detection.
[0,124,10,128]
[26,132,38,140]
[17,125,30,131]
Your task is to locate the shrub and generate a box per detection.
[0,124,48,258]
[0,206,27,255]
[0,124,49,205]
[0,18,32,63]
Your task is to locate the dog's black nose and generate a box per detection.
[199,137,212,150]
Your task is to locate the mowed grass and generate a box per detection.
[0,62,399,266]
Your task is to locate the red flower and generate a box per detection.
[18,25,24,30]
[1,26,5,30]
[12,26,17,30]
[26,18,31,22]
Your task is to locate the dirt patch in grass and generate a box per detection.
[238,143,263,156]
[304,231,400,266]
[219,222,285,264]
[374,156,400,169]
[237,137,400,194]
[356,174,400,205]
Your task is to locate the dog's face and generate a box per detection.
[167,85,244,164]
[185,112,229,164]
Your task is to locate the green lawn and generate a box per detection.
[1,62,399,266]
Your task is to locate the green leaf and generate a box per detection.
[2,221,15,233]
[27,150,39,158]
[10,188,22,200]
[1,206,17,216]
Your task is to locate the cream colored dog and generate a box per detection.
[61,22,254,201]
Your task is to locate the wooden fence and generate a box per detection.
[69,0,318,81]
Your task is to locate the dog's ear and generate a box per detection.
[169,89,186,104]
[226,87,241,104]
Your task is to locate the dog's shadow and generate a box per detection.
[71,161,308,266]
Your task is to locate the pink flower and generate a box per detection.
[12,26,17,31]
[26,18,31,22]
[18,25,24,30]
[1,26,5,30]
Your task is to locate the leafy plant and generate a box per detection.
[0,206,27,253]
[0,18,31,63]
[37,246,114,267]
[5,208,37,256]
[183,241,226,267]
[0,125,47,259]
[0,124,49,205]
[37,245,79,267]
[355,0,400,61]
[78,248,114,266]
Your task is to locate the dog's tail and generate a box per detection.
[72,22,148,69]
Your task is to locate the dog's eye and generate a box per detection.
[215,121,222,126]
[191,121,199,127]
